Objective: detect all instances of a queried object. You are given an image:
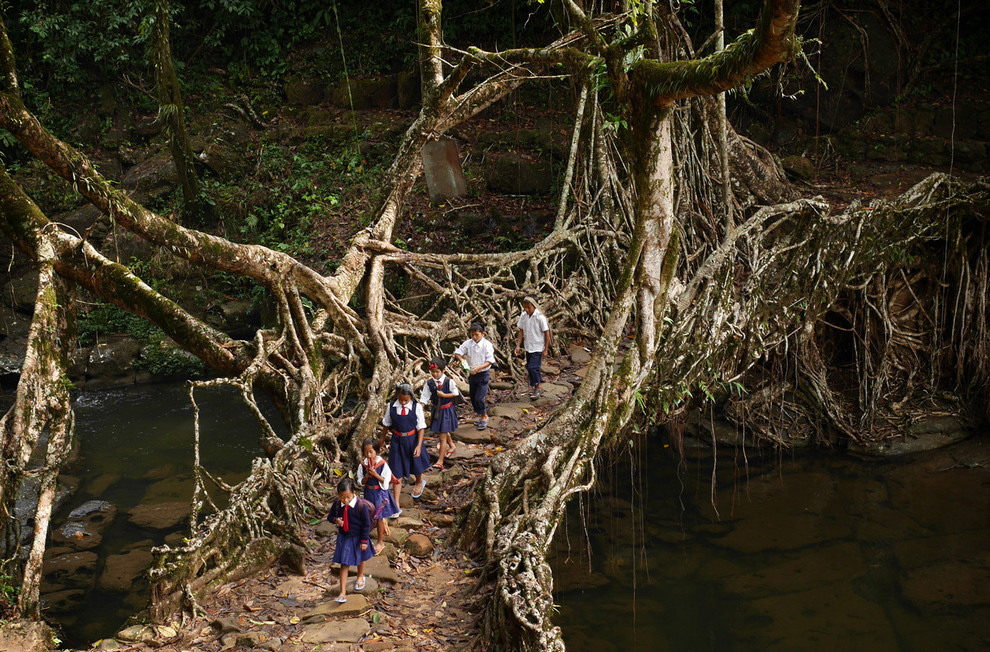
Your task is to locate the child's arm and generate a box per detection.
[366,459,384,481]
[360,501,372,549]
[413,427,425,457]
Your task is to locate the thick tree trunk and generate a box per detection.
[151,0,200,213]
[0,229,74,618]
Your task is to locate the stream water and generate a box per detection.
[43,382,281,646]
[550,436,990,652]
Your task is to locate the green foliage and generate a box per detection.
[77,303,158,345]
[137,340,206,376]
[14,0,147,85]
[0,570,18,619]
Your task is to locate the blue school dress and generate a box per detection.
[427,377,459,434]
[361,458,400,519]
[327,497,375,567]
[386,402,432,478]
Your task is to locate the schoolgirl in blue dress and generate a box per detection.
[419,357,460,469]
[326,477,374,602]
[379,383,431,507]
[357,437,400,550]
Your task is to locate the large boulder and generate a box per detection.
[86,337,142,386]
[119,151,177,199]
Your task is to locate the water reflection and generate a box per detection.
[550,436,990,652]
[45,382,283,645]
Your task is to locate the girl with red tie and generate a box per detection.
[379,383,431,510]
[326,477,375,602]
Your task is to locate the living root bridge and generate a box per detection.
[453,173,990,650]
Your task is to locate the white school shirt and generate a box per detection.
[419,374,460,405]
[356,455,393,486]
[454,337,496,368]
[517,309,550,353]
[380,399,427,430]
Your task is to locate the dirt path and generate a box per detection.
[99,348,590,652]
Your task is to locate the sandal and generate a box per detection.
[445,446,456,458]
[432,462,445,470]
[334,596,348,603]
[354,577,367,591]
[411,478,427,498]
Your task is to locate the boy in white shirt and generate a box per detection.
[453,321,495,430]
[514,297,551,400]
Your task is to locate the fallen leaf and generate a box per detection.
[289,616,300,625]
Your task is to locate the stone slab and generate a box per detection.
[300,618,370,644]
[304,595,371,620]
[422,139,467,201]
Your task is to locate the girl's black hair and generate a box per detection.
[336,477,355,494]
[469,320,486,333]
[361,437,380,452]
[429,356,447,371]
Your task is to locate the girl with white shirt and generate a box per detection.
[379,383,431,508]
[419,357,460,469]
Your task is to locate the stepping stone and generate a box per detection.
[491,381,515,390]
[568,345,592,364]
[303,594,371,620]
[449,446,483,460]
[453,424,495,444]
[574,366,589,379]
[364,555,399,583]
[346,576,379,594]
[540,363,560,375]
[491,403,531,420]
[543,382,572,395]
[385,527,409,546]
[394,515,424,529]
[300,618,370,644]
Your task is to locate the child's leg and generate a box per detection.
[444,432,455,457]
[392,478,402,508]
[356,561,366,585]
[436,433,448,467]
[376,519,385,547]
[337,564,348,599]
[413,472,425,495]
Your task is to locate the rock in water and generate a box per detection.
[128,502,189,529]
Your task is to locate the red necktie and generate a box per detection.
[401,405,407,416]
[342,504,350,532]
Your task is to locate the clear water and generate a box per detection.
[550,437,990,652]
[46,382,283,645]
